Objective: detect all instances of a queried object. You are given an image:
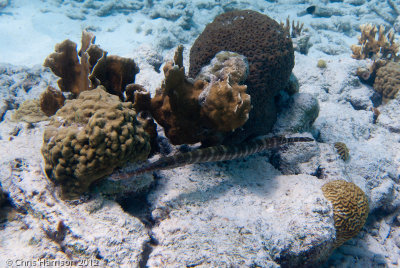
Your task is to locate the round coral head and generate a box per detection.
[322,180,369,248]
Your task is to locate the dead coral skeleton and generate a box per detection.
[369,0,399,26]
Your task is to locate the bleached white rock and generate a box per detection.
[147,162,335,267]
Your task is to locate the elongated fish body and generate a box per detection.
[111,136,314,180]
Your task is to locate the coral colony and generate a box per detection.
[2,3,400,266]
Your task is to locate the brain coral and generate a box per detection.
[321,180,369,248]
[189,10,294,143]
[373,61,400,101]
[41,86,150,199]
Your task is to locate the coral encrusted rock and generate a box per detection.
[321,180,369,248]
[41,86,150,199]
[12,99,49,123]
[151,48,251,145]
[373,61,400,101]
[189,10,294,143]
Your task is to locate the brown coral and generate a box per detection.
[334,142,349,161]
[321,180,369,248]
[12,99,49,123]
[150,47,251,145]
[281,16,304,38]
[150,61,206,145]
[200,79,250,132]
[189,10,294,143]
[351,24,399,61]
[39,86,66,116]
[90,54,139,100]
[44,30,140,100]
[41,86,150,199]
[43,33,92,96]
[373,61,400,101]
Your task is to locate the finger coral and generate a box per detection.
[150,47,251,145]
[373,61,400,101]
[41,86,150,199]
[321,180,369,248]
[351,24,399,61]
[189,10,294,143]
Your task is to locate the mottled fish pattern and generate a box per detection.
[111,136,314,180]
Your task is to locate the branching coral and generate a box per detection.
[43,30,140,100]
[281,16,304,39]
[41,86,150,199]
[89,54,139,100]
[351,24,399,61]
[321,180,369,248]
[43,31,93,96]
[150,47,251,145]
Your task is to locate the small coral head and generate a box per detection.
[322,180,369,248]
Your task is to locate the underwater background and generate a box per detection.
[0,0,400,267]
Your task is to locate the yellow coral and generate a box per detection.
[351,24,399,61]
[41,86,150,199]
[321,180,369,248]
[317,59,327,69]
[201,78,251,132]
